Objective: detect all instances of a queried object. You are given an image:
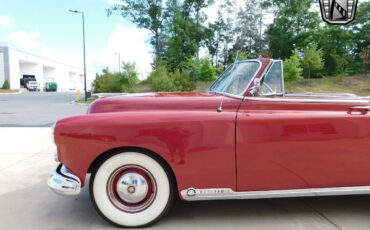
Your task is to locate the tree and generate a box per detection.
[284,49,302,81]
[106,0,369,84]
[184,0,214,59]
[121,62,139,87]
[107,0,167,61]
[2,80,10,89]
[233,0,264,57]
[162,0,198,72]
[313,26,353,75]
[265,0,320,59]
[302,43,324,78]
[360,48,369,73]
[207,1,235,68]
[350,2,370,72]
[205,11,226,66]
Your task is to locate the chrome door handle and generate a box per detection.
[348,106,370,115]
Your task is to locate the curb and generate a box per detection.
[93,93,128,98]
[0,90,22,95]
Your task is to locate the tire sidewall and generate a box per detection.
[90,152,172,227]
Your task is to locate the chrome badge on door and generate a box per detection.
[319,0,358,25]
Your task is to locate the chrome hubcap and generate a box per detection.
[116,173,149,203]
[107,165,157,213]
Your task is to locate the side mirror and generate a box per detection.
[249,78,261,96]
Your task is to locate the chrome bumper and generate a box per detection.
[47,164,81,196]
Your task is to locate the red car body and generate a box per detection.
[54,58,370,199]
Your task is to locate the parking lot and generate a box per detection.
[0,91,88,127]
[1,92,370,229]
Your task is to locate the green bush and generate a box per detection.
[185,58,217,82]
[93,62,140,93]
[149,66,195,92]
[172,70,195,91]
[93,73,124,93]
[2,80,10,89]
[199,58,216,81]
[347,61,366,75]
[122,62,139,87]
[302,43,324,78]
[236,51,249,61]
[149,66,174,91]
[284,50,303,81]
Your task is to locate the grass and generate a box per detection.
[285,74,370,96]
[132,81,151,93]
[76,97,98,105]
[195,81,213,92]
[0,89,19,93]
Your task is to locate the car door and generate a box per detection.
[236,60,370,191]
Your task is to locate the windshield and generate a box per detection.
[208,61,260,96]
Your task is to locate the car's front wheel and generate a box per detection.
[90,151,174,227]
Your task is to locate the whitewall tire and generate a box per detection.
[90,151,174,227]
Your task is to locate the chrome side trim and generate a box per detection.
[245,97,369,104]
[181,186,370,201]
[48,164,81,196]
[287,93,360,98]
[350,106,370,110]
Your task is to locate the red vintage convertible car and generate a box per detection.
[48,58,370,227]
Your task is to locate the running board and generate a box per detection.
[180,186,370,201]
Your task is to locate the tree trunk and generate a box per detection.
[196,7,200,60]
[215,48,219,67]
[155,29,160,64]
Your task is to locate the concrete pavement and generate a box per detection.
[2,128,370,229]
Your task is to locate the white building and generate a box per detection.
[0,43,95,92]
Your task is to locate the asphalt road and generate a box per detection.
[1,128,370,230]
[0,91,88,127]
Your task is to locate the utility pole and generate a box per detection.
[69,10,87,101]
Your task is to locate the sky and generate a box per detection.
[0,0,153,78]
[0,0,271,79]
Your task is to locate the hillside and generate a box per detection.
[284,75,370,96]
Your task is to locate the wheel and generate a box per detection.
[90,151,174,227]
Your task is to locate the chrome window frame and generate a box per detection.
[208,60,262,99]
[258,60,285,97]
[242,60,370,104]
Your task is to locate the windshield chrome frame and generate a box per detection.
[258,60,285,97]
[208,60,262,99]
